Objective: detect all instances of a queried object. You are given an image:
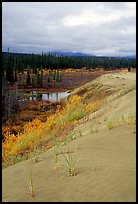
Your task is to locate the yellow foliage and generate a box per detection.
[68,95,82,105]
[85,100,101,113]
[2,94,85,167]
[24,118,45,133]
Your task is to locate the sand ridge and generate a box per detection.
[2,71,136,202]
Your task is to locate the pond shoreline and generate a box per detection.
[18,87,71,94]
[19,90,70,102]
[16,69,107,94]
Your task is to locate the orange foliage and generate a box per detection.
[2,94,89,166]
[85,100,101,113]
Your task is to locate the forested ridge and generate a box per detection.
[2,50,136,84]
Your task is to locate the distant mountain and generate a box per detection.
[45,51,95,57]
[121,55,136,59]
[2,51,136,59]
[45,51,136,59]
[108,55,136,60]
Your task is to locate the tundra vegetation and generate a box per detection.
[2,76,115,168]
[2,49,136,169]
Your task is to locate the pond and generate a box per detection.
[19,90,70,102]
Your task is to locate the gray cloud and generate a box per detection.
[2,2,136,56]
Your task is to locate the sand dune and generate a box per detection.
[2,71,136,202]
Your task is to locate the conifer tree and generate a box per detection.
[40,66,43,87]
[5,48,14,84]
[26,66,31,86]
[13,58,17,82]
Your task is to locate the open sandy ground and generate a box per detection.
[2,71,136,202]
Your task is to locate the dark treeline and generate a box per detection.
[2,50,136,84]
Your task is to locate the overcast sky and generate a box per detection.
[2,2,136,56]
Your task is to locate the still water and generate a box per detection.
[23,91,70,102]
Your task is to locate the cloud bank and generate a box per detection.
[2,2,136,56]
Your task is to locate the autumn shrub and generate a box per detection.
[2,93,103,167]
[65,108,86,123]
[85,100,101,113]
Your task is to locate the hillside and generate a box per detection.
[2,71,136,202]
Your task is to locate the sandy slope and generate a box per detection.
[2,71,136,202]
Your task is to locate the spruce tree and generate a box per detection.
[26,66,31,86]
[13,58,17,82]
[40,66,43,86]
[5,48,14,84]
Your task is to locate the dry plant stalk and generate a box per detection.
[28,155,35,197]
